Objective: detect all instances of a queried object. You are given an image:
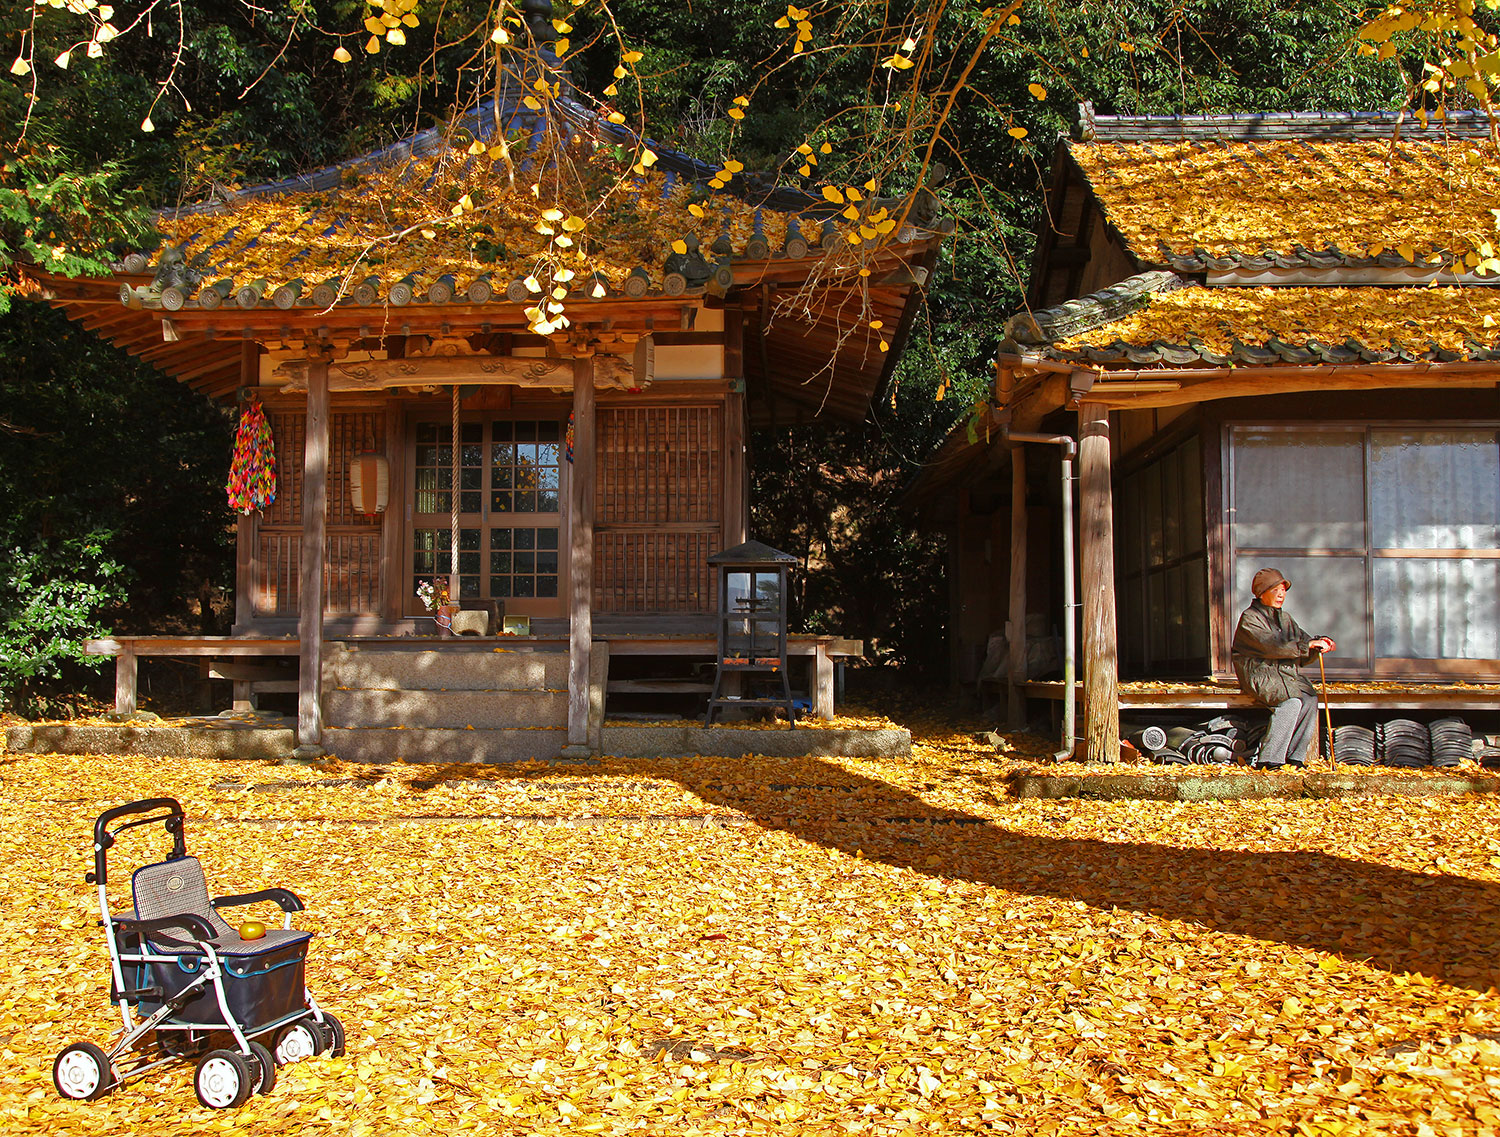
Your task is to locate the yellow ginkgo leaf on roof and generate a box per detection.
[688,204,706,219]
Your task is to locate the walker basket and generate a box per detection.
[121,930,311,1028]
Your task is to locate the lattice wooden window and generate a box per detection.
[594,405,723,613]
[253,409,385,616]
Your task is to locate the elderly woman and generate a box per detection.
[1231,568,1335,769]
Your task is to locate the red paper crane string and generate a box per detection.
[226,400,278,514]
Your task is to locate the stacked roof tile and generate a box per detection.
[123,92,936,313]
[1006,107,1500,367]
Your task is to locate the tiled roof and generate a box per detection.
[127,94,937,312]
[1069,118,1499,272]
[1011,271,1500,366]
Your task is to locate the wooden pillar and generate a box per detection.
[297,357,330,750]
[1006,449,1028,728]
[813,641,835,719]
[723,312,748,547]
[114,647,138,717]
[565,353,596,751]
[1078,401,1120,762]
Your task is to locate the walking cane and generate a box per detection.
[1317,650,1334,766]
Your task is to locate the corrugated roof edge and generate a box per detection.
[1076,101,1500,142]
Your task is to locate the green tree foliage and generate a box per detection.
[0,304,234,710]
[0,536,123,715]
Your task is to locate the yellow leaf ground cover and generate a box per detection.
[4,712,1499,1134]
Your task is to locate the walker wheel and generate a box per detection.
[53,1041,115,1101]
[194,1048,255,1109]
[247,1041,277,1096]
[272,1019,324,1065]
[314,1011,346,1058]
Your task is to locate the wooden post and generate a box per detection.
[114,647,138,717]
[813,640,835,719]
[1078,401,1120,762]
[588,639,610,752]
[296,357,330,751]
[1006,448,1028,728]
[565,353,596,752]
[723,311,748,547]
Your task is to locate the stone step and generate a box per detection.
[322,726,567,764]
[324,688,567,730]
[324,645,569,691]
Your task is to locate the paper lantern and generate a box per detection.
[349,452,389,515]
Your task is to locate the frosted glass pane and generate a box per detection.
[1232,429,1364,547]
[1369,430,1500,550]
[1165,563,1187,659]
[1120,473,1143,577]
[1143,464,1163,566]
[1373,558,1500,659]
[1181,437,1204,555]
[1232,555,1369,665]
[1182,554,1208,659]
[1162,452,1182,563]
[1147,573,1167,661]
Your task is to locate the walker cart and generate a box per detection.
[52,797,344,1108]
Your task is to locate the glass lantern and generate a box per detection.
[705,540,798,725]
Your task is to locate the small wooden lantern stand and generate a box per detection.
[704,540,798,726]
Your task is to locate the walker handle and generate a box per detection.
[91,798,186,886]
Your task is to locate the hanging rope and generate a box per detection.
[450,385,461,598]
[226,399,278,514]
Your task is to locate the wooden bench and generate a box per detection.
[88,633,864,721]
[86,637,302,715]
[601,634,861,719]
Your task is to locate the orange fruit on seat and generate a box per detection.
[238,920,267,941]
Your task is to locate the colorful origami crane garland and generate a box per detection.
[226,399,278,514]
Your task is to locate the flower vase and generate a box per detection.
[434,604,458,637]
